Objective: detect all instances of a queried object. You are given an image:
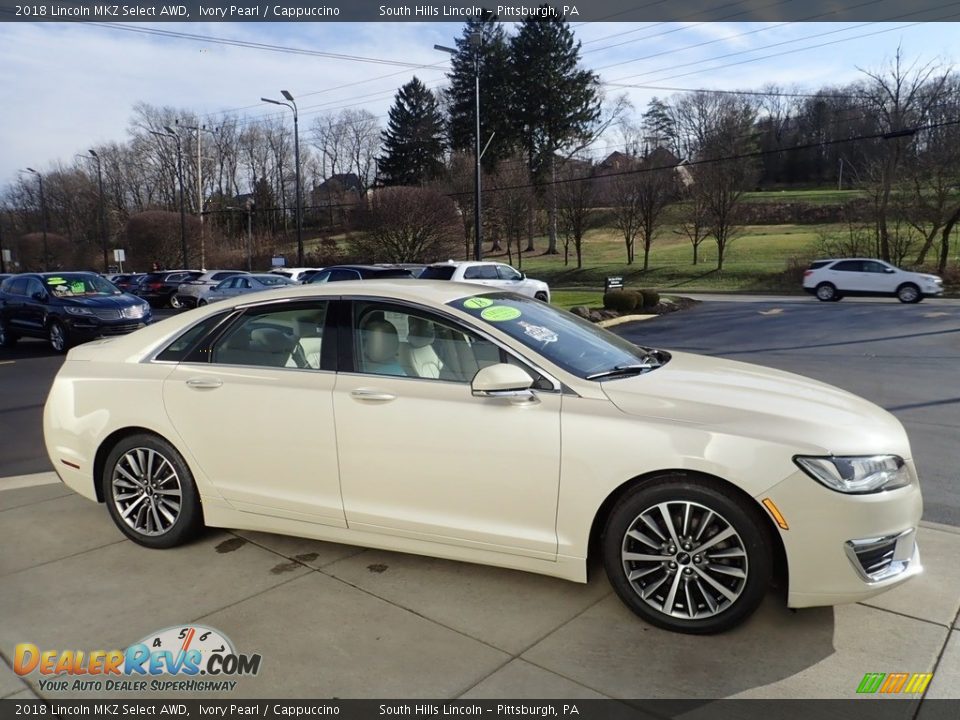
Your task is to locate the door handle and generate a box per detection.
[186,377,223,390]
[350,389,397,403]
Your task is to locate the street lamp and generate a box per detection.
[436,29,483,261]
[261,91,303,265]
[22,168,49,271]
[150,127,189,269]
[78,150,109,272]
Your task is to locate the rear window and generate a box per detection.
[419,266,456,280]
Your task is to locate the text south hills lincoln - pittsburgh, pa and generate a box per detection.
[378,4,580,16]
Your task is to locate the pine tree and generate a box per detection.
[508,12,601,253]
[444,18,515,172]
[378,77,446,187]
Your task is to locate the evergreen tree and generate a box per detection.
[508,11,601,253]
[444,18,515,172]
[378,77,446,187]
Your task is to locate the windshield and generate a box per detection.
[44,274,120,296]
[450,293,668,380]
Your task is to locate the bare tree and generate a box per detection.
[353,187,461,263]
[857,47,951,261]
[555,159,594,269]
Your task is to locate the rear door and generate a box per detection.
[826,260,868,292]
[2,277,29,332]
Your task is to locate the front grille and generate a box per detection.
[845,529,917,583]
[90,308,121,320]
[99,323,144,336]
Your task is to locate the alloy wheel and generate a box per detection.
[620,501,749,620]
[111,447,183,536]
[49,322,66,352]
[815,284,835,301]
[898,285,919,303]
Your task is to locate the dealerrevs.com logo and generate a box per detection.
[14,624,261,693]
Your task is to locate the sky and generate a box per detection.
[0,20,958,186]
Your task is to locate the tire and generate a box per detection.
[602,474,773,634]
[48,319,71,353]
[101,433,204,549]
[534,291,549,302]
[197,299,208,307]
[896,283,921,304]
[0,320,18,348]
[815,283,837,302]
[169,294,183,310]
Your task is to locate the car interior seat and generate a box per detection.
[400,316,443,379]
[360,319,404,376]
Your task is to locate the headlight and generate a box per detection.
[794,455,910,494]
[64,307,94,316]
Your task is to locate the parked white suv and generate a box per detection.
[420,261,551,302]
[803,258,943,303]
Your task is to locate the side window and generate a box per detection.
[210,303,329,370]
[497,265,522,281]
[9,278,28,296]
[832,261,862,272]
[863,261,888,274]
[241,278,253,289]
[310,271,331,284]
[464,265,498,280]
[352,302,501,383]
[25,278,46,298]
[155,313,231,363]
[329,269,360,281]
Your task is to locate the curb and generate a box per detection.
[597,314,658,328]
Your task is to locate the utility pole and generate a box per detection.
[80,150,109,272]
[261,91,303,265]
[178,121,216,269]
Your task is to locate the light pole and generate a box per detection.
[22,168,49,271]
[78,150,109,272]
[150,127,189,269]
[178,122,216,269]
[435,29,483,261]
[261,91,303,265]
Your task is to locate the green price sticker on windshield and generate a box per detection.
[463,297,493,309]
[70,282,85,293]
[481,306,522,322]
[46,277,66,285]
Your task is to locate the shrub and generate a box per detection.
[638,289,660,308]
[603,290,638,313]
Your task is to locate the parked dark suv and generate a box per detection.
[134,270,203,308]
[0,272,153,352]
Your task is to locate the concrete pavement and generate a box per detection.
[1,474,958,701]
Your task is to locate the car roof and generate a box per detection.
[427,260,507,268]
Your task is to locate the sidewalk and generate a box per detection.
[1,474,958,701]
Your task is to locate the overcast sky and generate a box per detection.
[1,21,957,185]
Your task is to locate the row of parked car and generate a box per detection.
[0,261,551,353]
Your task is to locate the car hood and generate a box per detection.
[62,294,144,308]
[600,350,910,457]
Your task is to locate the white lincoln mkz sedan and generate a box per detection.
[43,281,922,634]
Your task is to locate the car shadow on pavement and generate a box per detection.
[0,338,61,360]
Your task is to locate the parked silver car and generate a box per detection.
[202,273,295,304]
[173,270,249,309]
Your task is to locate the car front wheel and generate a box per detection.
[535,291,549,302]
[102,434,204,548]
[169,294,183,310]
[48,320,71,353]
[897,283,921,304]
[602,475,772,634]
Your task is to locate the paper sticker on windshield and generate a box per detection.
[46,277,66,285]
[463,297,494,309]
[481,306,521,322]
[519,321,558,344]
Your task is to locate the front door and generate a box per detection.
[162,300,345,526]
[332,300,562,559]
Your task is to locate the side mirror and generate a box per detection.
[32,291,48,303]
[471,363,535,399]
[519,273,526,280]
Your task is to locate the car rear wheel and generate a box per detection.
[48,320,71,353]
[197,298,208,307]
[169,294,183,310]
[815,283,837,302]
[0,321,17,348]
[102,434,204,549]
[897,283,921,304]
[602,474,772,634]
[535,291,549,302]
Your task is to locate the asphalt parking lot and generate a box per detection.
[1,296,959,702]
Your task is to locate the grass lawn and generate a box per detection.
[740,188,868,204]
[504,224,833,293]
